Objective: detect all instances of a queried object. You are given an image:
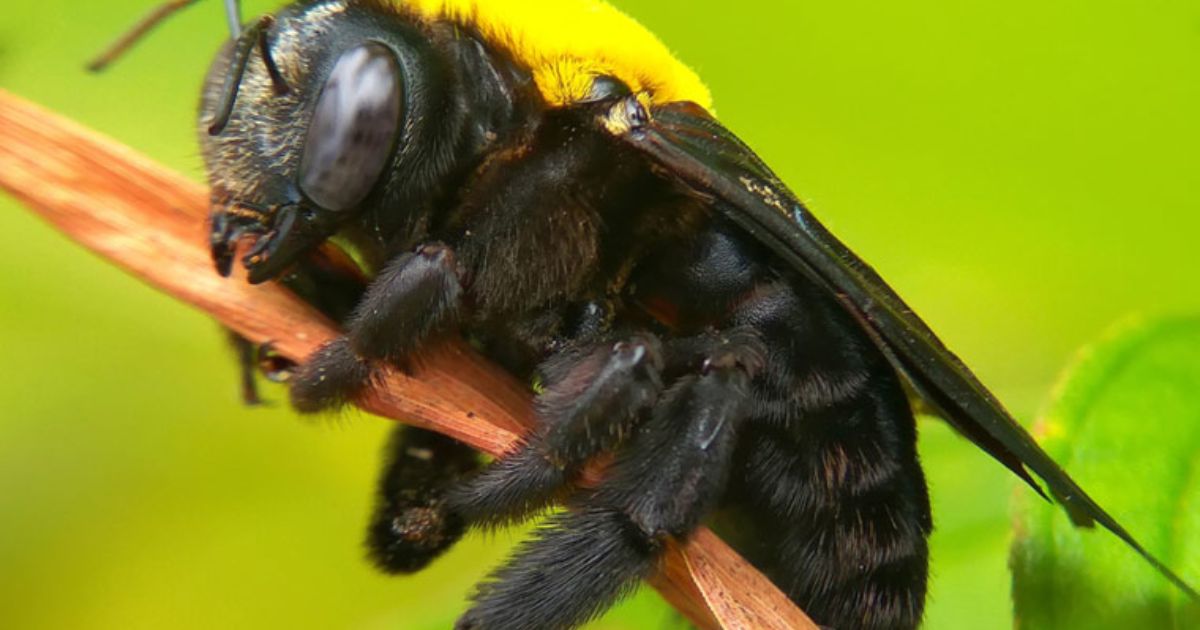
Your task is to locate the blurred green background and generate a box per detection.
[1,0,1197,628]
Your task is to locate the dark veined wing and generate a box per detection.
[600,97,1198,599]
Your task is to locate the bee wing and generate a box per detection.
[609,99,1197,598]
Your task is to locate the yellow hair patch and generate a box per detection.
[400,0,712,110]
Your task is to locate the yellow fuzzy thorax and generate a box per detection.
[401,0,712,110]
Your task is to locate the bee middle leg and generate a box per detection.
[365,309,665,575]
[446,332,665,528]
[366,424,481,574]
[455,330,764,630]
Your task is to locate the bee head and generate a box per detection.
[201,1,451,283]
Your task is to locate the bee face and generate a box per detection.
[201,1,450,283]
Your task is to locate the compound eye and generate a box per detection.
[299,43,402,212]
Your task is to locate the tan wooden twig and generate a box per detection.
[0,89,816,630]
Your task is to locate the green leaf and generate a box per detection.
[1012,316,1200,629]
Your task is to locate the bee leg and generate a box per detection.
[366,424,481,574]
[222,329,299,405]
[445,333,664,527]
[726,283,931,630]
[289,243,464,412]
[456,338,760,630]
[224,327,263,406]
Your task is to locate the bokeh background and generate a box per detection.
[1,1,1197,628]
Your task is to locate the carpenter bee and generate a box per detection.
[94,0,1197,628]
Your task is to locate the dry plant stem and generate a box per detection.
[0,89,816,630]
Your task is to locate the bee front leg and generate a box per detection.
[289,242,465,412]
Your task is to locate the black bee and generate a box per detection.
[93,0,1195,628]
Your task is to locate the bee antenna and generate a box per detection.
[257,20,292,97]
[223,0,243,38]
[207,15,290,136]
[86,0,203,72]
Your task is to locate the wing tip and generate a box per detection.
[1054,493,1199,602]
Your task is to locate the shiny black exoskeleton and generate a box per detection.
[195,2,1195,629]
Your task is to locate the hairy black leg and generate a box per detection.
[225,327,263,405]
[446,333,664,527]
[366,425,481,574]
[290,243,464,412]
[456,337,761,630]
[727,281,932,630]
[345,243,463,365]
[456,507,649,630]
[223,330,298,405]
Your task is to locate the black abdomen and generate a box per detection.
[633,219,933,629]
